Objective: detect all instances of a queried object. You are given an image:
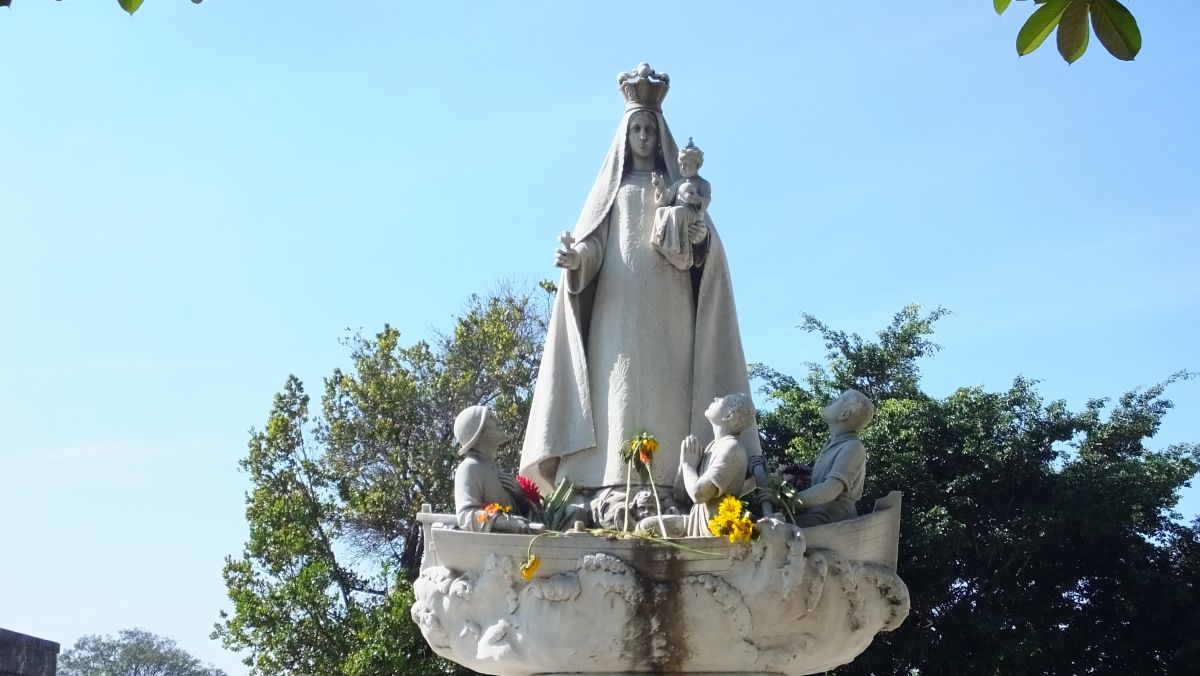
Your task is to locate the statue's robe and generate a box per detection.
[519,106,761,493]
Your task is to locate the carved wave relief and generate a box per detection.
[411,515,909,675]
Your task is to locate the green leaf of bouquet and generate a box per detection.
[1056,1,1090,64]
[1017,0,1069,56]
[118,0,144,15]
[994,0,1014,15]
[1091,0,1141,61]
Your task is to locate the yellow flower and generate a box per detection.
[708,518,726,538]
[717,495,743,519]
[708,495,755,543]
[520,555,541,580]
[728,518,754,543]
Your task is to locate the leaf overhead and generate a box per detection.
[1016,0,1070,56]
[1056,1,1091,64]
[1091,0,1142,60]
[118,0,144,15]
[994,0,1014,16]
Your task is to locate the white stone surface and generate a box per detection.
[519,63,762,507]
[411,506,909,675]
[416,65,911,675]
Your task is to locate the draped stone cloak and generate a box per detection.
[519,107,762,493]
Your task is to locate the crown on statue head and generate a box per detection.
[618,63,670,111]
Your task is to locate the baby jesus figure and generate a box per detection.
[651,138,711,270]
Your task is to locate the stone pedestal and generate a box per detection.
[411,495,909,676]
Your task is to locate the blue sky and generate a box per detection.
[2,2,1197,674]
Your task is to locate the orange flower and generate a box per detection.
[635,434,659,464]
[477,502,511,525]
[520,555,541,580]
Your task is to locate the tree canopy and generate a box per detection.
[213,285,547,675]
[216,288,1197,674]
[754,305,1198,674]
[58,629,227,676]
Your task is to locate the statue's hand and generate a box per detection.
[500,474,523,500]
[650,172,665,191]
[554,246,581,270]
[687,221,708,245]
[681,435,701,468]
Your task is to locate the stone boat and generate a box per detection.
[417,491,902,581]
[411,492,910,675]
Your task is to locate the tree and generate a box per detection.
[58,629,227,676]
[213,285,548,676]
[219,289,1196,674]
[753,305,1199,674]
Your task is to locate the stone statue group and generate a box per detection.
[415,64,908,676]
[451,65,874,538]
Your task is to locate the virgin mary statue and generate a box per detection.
[519,64,761,502]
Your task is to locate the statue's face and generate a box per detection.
[705,396,734,427]
[479,411,509,447]
[821,391,853,426]
[634,491,655,519]
[680,156,700,178]
[627,111,659,162]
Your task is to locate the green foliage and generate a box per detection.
[1015,0,1070,57]
[221,289,1197,674]
[1000,0,1141,62]
[118,0,144,16]
[1089,0,1142,60]
[0,0,204,13]
[215,285,548,676]
[754,306,1199,674]
[537,479,579,532]
[3,1,1146,64]
[751,304,949,464]
[1056,0,1090,62]
[59,629,227,676]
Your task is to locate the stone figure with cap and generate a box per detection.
[452,405,533,533]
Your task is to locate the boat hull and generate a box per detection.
[417,491,901,581]
[411,493,909,675]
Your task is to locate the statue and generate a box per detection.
[412,67,909,676]
[452,405,534,533]
[597,485,682,533]
[793,389,874,527]
[651,138,711,270]
[677,393,754,536]
[519,64,762,520]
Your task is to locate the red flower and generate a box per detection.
[516,475,543,506]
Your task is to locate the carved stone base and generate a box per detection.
[411,518,909,676]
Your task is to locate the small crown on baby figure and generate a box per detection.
[680,137,704,164]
